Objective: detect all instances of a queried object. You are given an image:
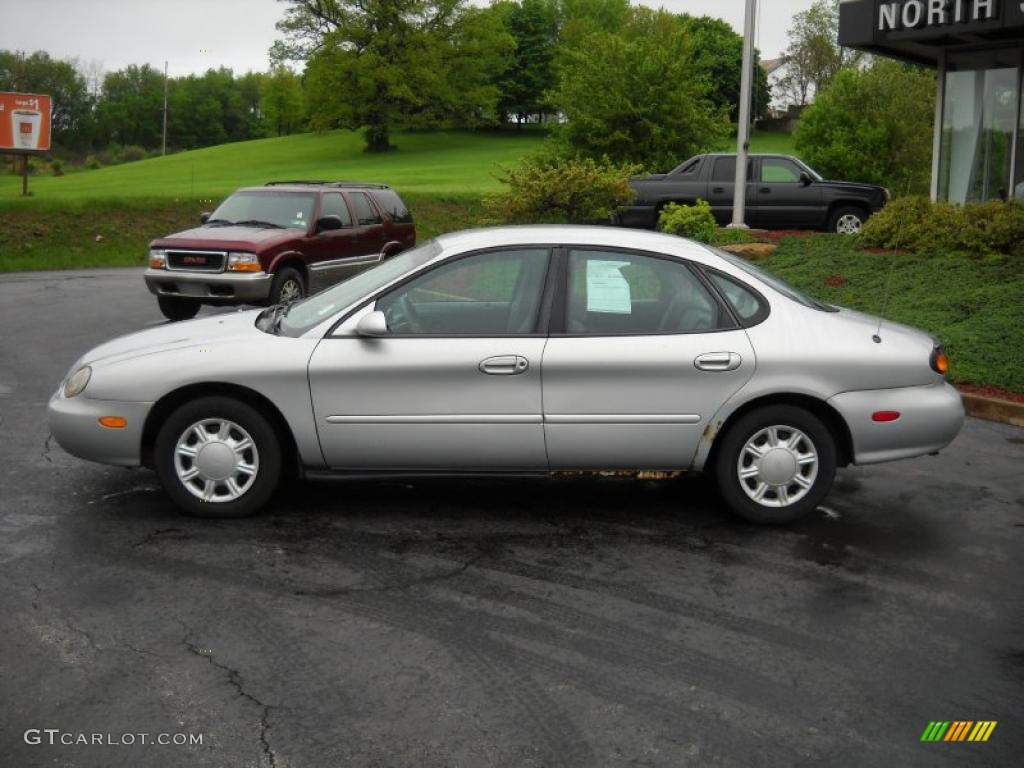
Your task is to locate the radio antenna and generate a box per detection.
[872,180,911,344]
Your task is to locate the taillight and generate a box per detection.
[930,346,949,375]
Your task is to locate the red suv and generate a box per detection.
[144,181,416,320]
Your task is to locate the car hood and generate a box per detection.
[151,225,304,251]
[77,309,266,368]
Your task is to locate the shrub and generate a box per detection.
[50,159,63,176]
[658,200,716,242]
[484,155,639,225]
[121,145,148,163]
[85,155,101,170]
[711,227,755,246]
[860,196,1024,257]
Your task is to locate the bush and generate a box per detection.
[484,155,639,225]
[121,145,148,163]
[710,227,755,246]
[795,60,935,194]
[85,155,101,170]
[50,159,63,176]
[860,196,1024,257]
[658,200,716,242]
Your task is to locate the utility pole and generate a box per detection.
[729,0,758,229]
[162,60,169,156]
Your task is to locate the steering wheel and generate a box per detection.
[384,294,423,334]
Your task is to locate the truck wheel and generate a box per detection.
[154,396,282,518]
[829,206,867,235]
[714,405,836,524]
[270,267,305,304]
[157,296,200,321]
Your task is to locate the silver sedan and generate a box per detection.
[48,226,964,523]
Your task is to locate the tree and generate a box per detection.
[778,0,859,105]
[261,65,305,136]
[549,7,728,171]
[95,64,165,148]
[0,50,95,152]
[794,60,934,194]
[275,0,512,152]
[496,0,557,126]
[678,16,770,122]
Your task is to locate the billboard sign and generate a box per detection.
[0,92,53,152]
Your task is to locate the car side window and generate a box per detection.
[566,250,731,335]
[375,248,550,335]
[349,192,382,225]
[760,158,802,183]
[708,271,768,325]
[320,193,352,227]
[712,157,752,182]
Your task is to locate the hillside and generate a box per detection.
[0,130,547,203]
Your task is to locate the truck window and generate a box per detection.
[374,189,413,223]
[760,158,802,183]
[349,192,382,225]
[712,157,752,182]
[320,193,353,226]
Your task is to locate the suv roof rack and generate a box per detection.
[264,180,389,189]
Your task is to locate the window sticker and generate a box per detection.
[586,260,632,314]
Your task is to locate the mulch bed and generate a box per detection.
[956,382,1024,405]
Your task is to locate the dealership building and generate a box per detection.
[839,0,1024,202]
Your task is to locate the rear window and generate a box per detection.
[349,192,382,225]
[374,189,413,224]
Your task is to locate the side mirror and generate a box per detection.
[355,310,389,337]
[799,172,812,187]
[315,215,344,233]
[199,211,211,224]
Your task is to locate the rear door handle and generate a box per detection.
[759,187,771,193]
[694,352,742,372]
[479,355,529,375]
[712,187,725,194]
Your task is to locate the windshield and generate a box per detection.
[277,240,444,336]
[208,191,317,230]
[712,247,835,312]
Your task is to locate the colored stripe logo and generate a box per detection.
[921,721,997,742]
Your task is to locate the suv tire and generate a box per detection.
[714,405,836,524]
[157,296,201,322]
[828,206,867,235]
[154,396,282,518]
[270,267,305,305]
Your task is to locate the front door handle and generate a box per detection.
[479,355,529,375]
[694,352,742,372]
[759,187,771,193]
[712,187,725,194]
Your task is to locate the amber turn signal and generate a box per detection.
[98,416,127,429]
[227,262,262,272]
[930,346,949,375]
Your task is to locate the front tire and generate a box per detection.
[829,206,867,235]
[157,296,200,321]
[269,267,305,305]
[714,405,836,524]
[154,396,282,518]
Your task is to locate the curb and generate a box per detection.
[959,392,1024,428]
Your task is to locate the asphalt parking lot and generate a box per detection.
[1,268,1022,767]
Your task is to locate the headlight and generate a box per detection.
[227,252,262,272]
[63,366,92,398]
[149,248,167,269]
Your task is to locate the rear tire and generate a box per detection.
[269,267,305,305]
[154,396,282,518]
[714,405,836,524]
[828,206,867,235]
[157,296,200,321]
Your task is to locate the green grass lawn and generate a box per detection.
[0,129,544,203]
[721,129,797,156]
[765,235,1024,393]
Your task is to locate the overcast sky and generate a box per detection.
[0,0,815,79]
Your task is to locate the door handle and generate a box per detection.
[694,352,742,372]
[479,355,529,375]
[759,187,771,193]
[712,187,725,194]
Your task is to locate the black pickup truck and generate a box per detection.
[620,153,889,234]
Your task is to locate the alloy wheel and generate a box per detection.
[173,418,259,502]
[736,424,818,508]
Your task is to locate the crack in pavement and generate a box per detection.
[178,619,277,768]
[42,432,55,464]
